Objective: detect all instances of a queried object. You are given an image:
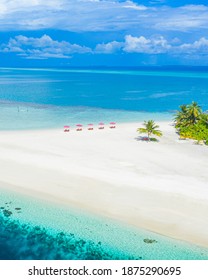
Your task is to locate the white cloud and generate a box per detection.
[95,41,123,53]
[181,5,208,12]
[1,34,92,59]
[0,0,63,13]
[95,35,208,57]
[176,37,208,54]
[0,1,207,33]
[123,1,147,11]
[94,34,179,55]
[0,0,150,31]
[2,33,208,60]
[153,5,208,31]
[123,35,171,54]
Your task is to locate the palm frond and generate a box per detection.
[137,120,162,141]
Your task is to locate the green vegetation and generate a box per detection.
[137,120,162,142]
[174,102,208,145]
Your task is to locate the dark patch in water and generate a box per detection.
[3,210,13,217]
[15,208,21,211]
[0,212,136,260]
[144,238,158,244]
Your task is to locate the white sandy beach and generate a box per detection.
[0,121,208,248]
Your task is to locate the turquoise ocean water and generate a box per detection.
[0,67,208,259]
[0,67,208,130]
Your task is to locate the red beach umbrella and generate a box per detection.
[109,122,116,128]
[88,123,94,130]
[98,122,105,129]
[63,125,70,132]
[76,124,83,131]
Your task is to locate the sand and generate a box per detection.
[0,121,208,248]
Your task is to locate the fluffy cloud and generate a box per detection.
[123,35,171,54]
[96,35,208,56]
[1,35,92,59]
[2,34,208,60]
[177,37,208,54]
[95,41,123,53]
[93,35,171,54]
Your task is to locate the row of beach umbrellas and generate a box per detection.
[64,122,116,132]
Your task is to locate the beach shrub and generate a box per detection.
[174,102,208,145]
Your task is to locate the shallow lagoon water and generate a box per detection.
[0,188,208,260]
[0,102,171,131]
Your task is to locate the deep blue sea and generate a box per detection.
[0,67,208,260]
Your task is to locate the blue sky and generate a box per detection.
[0,0,208,67]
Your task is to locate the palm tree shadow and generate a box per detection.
[134,136,159,142]
[134,136,149,142]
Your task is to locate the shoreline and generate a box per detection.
[0,121,208,248]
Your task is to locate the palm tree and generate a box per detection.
[186,101,202,125]
[174,104,189,127]
[200,113,208,125]
[137,120,162,141]
[174,102,202,127]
